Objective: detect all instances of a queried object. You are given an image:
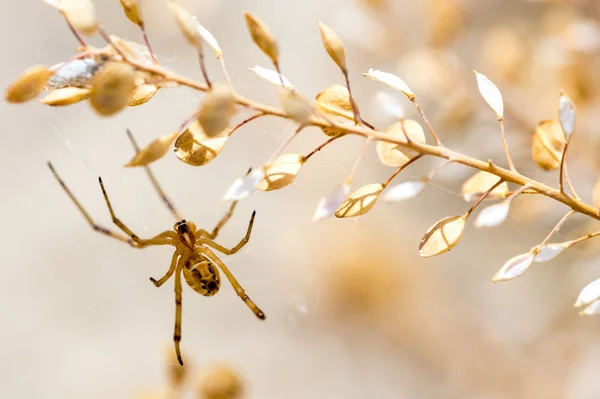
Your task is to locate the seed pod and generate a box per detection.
[315,85,354,136]
[174,121,228,166]
[125,131,179,167]
[250,65,294,89]
[461,171,508,201]
[128,84,158,106]
[169,1,202,48]
[313,183,351,221]
[244,12,279,65]
[61,0,98,36]
[40,87,90,106]
[335,183,384,218]
[119,0,143,27]
[318,21,347,73]
[531,120,566,170]
[89,62,136,116]
[195,363,244,399]
[257,153,305,191]
[376,120,425,167]
[280,89,313,125]
[197,84,236,137]
[5,65,54,103]
[419,215,466,258]
[363,69,414,100]
[492,252,535,282]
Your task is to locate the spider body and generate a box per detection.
[47,130,265,366]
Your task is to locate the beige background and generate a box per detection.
[2,0,600,398]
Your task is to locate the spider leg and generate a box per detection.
[196,211,256,255]
[126,129,184,221]
[195,200,238,239]
[48,162,136,247]
[98,177,176,247]
[150,252,179,287]
[173,254,187,366]
[198,246,265,320]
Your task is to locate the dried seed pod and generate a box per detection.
[119,0,143,27]
[559,91,576,138]
[419,215,466,258]
[492,252,535,282]
[363,69,414,100]
[280,89,313,125]
[474,70,503,119]
[335,183,384,218]
[376,120,425,167]
[169,1,202,48]
[575,278,600,308]
[197,84,236,137]
[193,18,222,57]
[461,171,508,202]
[534,243,568,263]
[244,12,279,65]
[195,363,244,399]
[89,62,136,116]
[474,200,511,228]
[318,21,347,73]
[61,0,98,36]
[257,153,305,191]
[40,87,90,106]
[109,35,152,63]
[5,65,54,103]
[313,183,351,221]
[250,65,294,89]
[223,169,265,201]
[128,84,158,106]
[315,85,354,136]
[125,132,179,167]
[174,121,228,166]
[531,120,566,170]
[382,180,426,202]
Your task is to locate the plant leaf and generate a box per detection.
[244,12,279,64]
[315,85,354,137]
[5,65,54,103]
[534,243,567,263]
[124,131,179,167]
[373,91,406,120]
[419,215,467,258]
[376,120,425,167]
[168,0,202,48]
[119,0,143,27]
[257,153,305,191]
[474,70,504,118]
[335,183,384,218]
[579,298,600,316]
[475,201,510,228]
[559,91,575,138]
[174,121,228,166]
[40,87,90,106]
[128,84,158,106]
[363,68,415,100]
[531,120,566,171]
[492,252,535,282]
[313,184,351,222]
[462,171,508,202]
[280,90,313,125]
[382,180,426,202]
[249,66,294,89]
[197,84,236,137]
[223,169,265,201]
[574,278,600,307]
[61,0,98,36]
[318,21,347,73]
[193,18,222,57]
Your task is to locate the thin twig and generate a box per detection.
[466,179,506,217]
[197,48,212,89]
[533,210,576,254]
[413,99,442,146]
[344,137,373,186]
[140,25,158,64]
[498,118,516,172]
[383,155,424,187]
[304,135,342,161]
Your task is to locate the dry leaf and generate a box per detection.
[89,62,136,116]
[492,252,535,282]
[40,87,90,106]
[474,201,510,228]
[244,12,279,64]
[61,0,97,36]
[193,18,222,57]
[534,243,568,263]
[574,278,600,308]
[109,35,151,64]
[373,91,406,120]
[419,215,466,258]
[335,183,384,218]
[362,68,414,100]
[318,21,347,73]
[313,184,351,221]
[128,84,158,106]
[461,171,509,201]
[174,121,228,166]
[280,90,313,125]
[531,120,566,171]
[376,120,425,167]
[119,0,143,27]
[125,132,179,167]
[474,70,504,118]
[5,65,54,103]
[579,299,600,316]
[169,1,202,48]
[223,169,265,201]
[197,84,236,137]
[382,180,426,202]
[559,91,576,138]
[250,66,294,89]
[257,153,305,191]
[315,85,354,136]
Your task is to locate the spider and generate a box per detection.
[47,130,265,366]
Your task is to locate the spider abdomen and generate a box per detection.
[183,258,221,296]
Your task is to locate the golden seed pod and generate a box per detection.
[128,84,158,106]
[531,120,566,171]
[61,0,98,36]
[125,131,179,167]
[197,84,236,137]
[376,119,426,167]
[419,215,466,258]
[119,0,143,27]
[335,183,384,218]
[40,87,90,106]
[174,121,228,166]
[89,62,136,116]
[315,85,354,136]
[109,35,150,63]
[257,153,306,191]
[280,89,313,125]
[5,65,54,103]
[195,363,244,399]
[244,12,279,65]
[318,21,347,74]
[461,171,509,202]
[169,1,203,48]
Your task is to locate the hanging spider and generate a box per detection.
[47,129,265,366]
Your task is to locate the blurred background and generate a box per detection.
[3,0,600,398]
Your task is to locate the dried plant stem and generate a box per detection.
[558,142,579,199]
[466,179,506,217]
[218,56,233,89]
[141,26,158,64]
[563,162,581,200]
[304,135,342,160]
[62,14,87,47]
[343,73,364,127]
[106,51,600,223]
[534,210,575,252]
[197,48,212,89]
[228,112,266,136]
[498,118,516,172]
[383,155,424,187]
[268,126,305,163]
[427,159,453,180]
[413,99,442,146]
[569,230,600,247]
[345,137,373,185]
